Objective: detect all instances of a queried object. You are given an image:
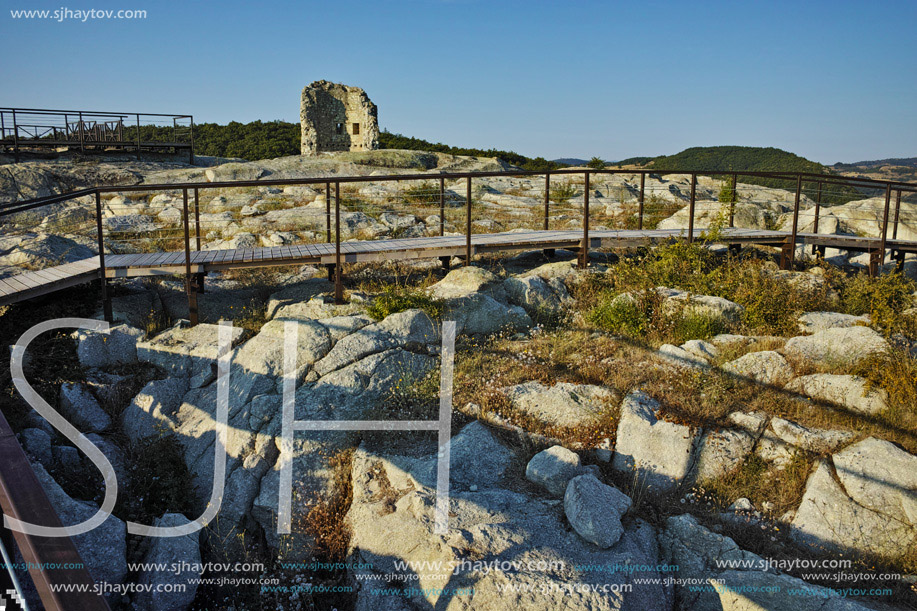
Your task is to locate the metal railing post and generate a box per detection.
[325,182,332,243]
[334,181,343,304]
[638,172,645,230]
[544,172,550,231]
[10,109,19,162]
[784,175,802,270]
[877,184,892,275]
[892,189,902,240]
[812,182,823,234]
[95,191,112,322]
[687,173,697,243]
[465,176,472,266]
[439,176,445,237]
[189,117,195,165]
[193,188,202,250]
[78,111,84,153]
[729,173,737,228]
[182,188,198,325]
[580,171,590,268]
[135,113,141,160]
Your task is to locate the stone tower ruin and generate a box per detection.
[300,80,379,156]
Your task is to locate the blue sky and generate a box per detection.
[2,0,914,163]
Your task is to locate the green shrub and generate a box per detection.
[587,296,650,337]
[367,285,445,320]
[549,181,577,203]
[842,272,916,336]
[670,311,728,343]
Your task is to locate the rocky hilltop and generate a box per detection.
[2,150,916,610]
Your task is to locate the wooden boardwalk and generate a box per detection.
[2,228,915,307]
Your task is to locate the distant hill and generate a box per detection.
[552,158,589,166]
[610,146,860,204]
[834,157,917,169]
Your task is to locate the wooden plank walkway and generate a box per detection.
[2,228,915,307]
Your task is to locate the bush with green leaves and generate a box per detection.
[367,285,445,321]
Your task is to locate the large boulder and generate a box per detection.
[134,513,201,611]
[564,473,632,548]
[797,311,871,334]
[768,417,856,454]
[30,462,127,589]
[313,308,438,376]
[60,382,111,432]
[721,351,794,386]
[346,443,671,611]
[447,293,532,336]
[231,317,332,386]
[525,445,590,496]
[501,381,614,431]
[428,266,505,300]
[783,326,889,369]
[832,437,917,526]
[690,427,757,483]
[661,513,872,611]
[136,322,245,378]
[791,459,916,559]
[612,391,700,495]
[73,324,144,369]
[122,377,190,444]
[503,274,570,316]
[785,374,888,416]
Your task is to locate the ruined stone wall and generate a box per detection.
[300,80,379,155]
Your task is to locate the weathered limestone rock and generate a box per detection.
[73,324,144,369]
[832,437,917,525]
[791,460,916,559]
[19,428,52,466]
[232,317,332,387]
[769,417,857,454]
[783,326,889,369]
[447,293,531,336]
[347,443,671,611]
[657,287,745,323]
[691,428,757,483]
[60,382,111,432]
[300,80,379,155]
[136,322,245,378]
[661,513,871,611]
[265,278,333,318]
[564,474,632,548]
[658,343,710,369]
[721,350,794,386]
[501,381,614,430]
[503,274,570,316]
[84,433,130,488]
[797,311,870,334]
[785,374,888,416]
[525,445,589,496]
[681,339,718,361]
[30,462,127,588]
[313,308,438,376]
[427,266,505,300]
[134,513,201,611]
[122,377,189,444]
[612,391,699,494]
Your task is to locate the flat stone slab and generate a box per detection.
[501,381,614,430]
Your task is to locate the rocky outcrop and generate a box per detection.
[791,438,917,560]
[346,423,672,611]
[785,374,888,416]
[783,326,889,369]
[721,351,794,386]
[501,381,614,430]
[564,473,632,548]
[525,445,594,496]
[134,513,201,611]
[612,391,700,495]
